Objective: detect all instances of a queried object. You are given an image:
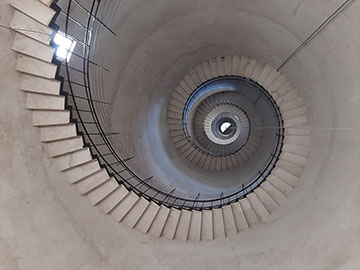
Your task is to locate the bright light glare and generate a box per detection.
[220,122,231,133]
[53,32,76,61]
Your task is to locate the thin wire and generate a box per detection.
[0,24,52,36]
[252,126,360,131]
[277,0,357,71]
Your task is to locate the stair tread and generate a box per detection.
[122,197,150,229]
[247,193,270,222]
[148,206,171,238]
[65,160,100,184]
[175,210,192,241]
[267,174,294,196]
[231,201,249,231]
[260,181,287,205]
[111,192,140,222]
[98,185,129,214]
[135,202,160,234]
[222,205,238,236]
[239,198,260,226]
[87,178,119,206]
[201,210,213,241]
[212,208,225,239]
[76,169,109,195]
[254,186,279,213]
[46,136,83,158]
[162,208,182,240]
[188,210,202,242]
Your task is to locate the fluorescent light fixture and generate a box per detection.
[53,31,76,62]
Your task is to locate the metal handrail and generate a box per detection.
[56,0,284,211]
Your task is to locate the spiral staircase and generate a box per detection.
[1,0,360,269]
[8,0,309,240]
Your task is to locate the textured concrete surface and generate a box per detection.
[1,0,360,269]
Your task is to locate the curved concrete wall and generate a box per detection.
[1,0,360,269]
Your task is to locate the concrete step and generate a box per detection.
[272,166,299,187]
[231,201,249,231]
[189,69,201,86]
[260,181,287,205]
[171,90,187,104]
[169,98,184,110]
[12,33,54,63]
[285,128,310,136]
[148,206,171,238]
[26,92,65,110]
[55,148,92,171]
[267,174,294,197]
[276,159,304,178]
[209,58,218,77]
[280,152,307,168]
[32,110,70,126]
[111,192,140,222]
[212,208,225,239]
[224,56,232,74]
[254,186,279,213]
[175,210,192,241]
[247,193,270,222]
[20,74,60,96]
[195,64,207,83]
[257,64,274,85]
[251,61,265,82]
[39,123,77,142]
[184,73,197,90]
[280,97,304,112]
[188,210,202,242]
[263,69,281,90]
[179,79,193,95]
[183,147,196,160]
[76,169,110,195]
[174,86,189,100]
[282,106,306,120]
[162,208,182,240]
[16,54,57,79]
[230,55,240,75]
[64,160,100,184]
[201,210,213,241]
[237,56,248,77]
[40,0,53,6]
[222,205,238,236]
[216,57,226,76]
[169,124,184,134]
[284,116,307,127]
[122,197,150,229]
[239,198,260,226]
[276,81,293,96]
[244,58,257,78]
[202,60,213,80]
[86,178,119,206]
[98,185,129,214]
[267,75,287,94]
[135,202,160,234]
[225,156,234,170]
[10,10,52,44]
[10,0,56,26]
[284,135,310,147]
[46,136,83,157]
[282,143,309,157]
[168,111,182,120]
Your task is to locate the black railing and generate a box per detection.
[54,0,284,211]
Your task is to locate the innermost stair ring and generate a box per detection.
[197,104,250,155]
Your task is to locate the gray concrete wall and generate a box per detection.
[1,0,360,269]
